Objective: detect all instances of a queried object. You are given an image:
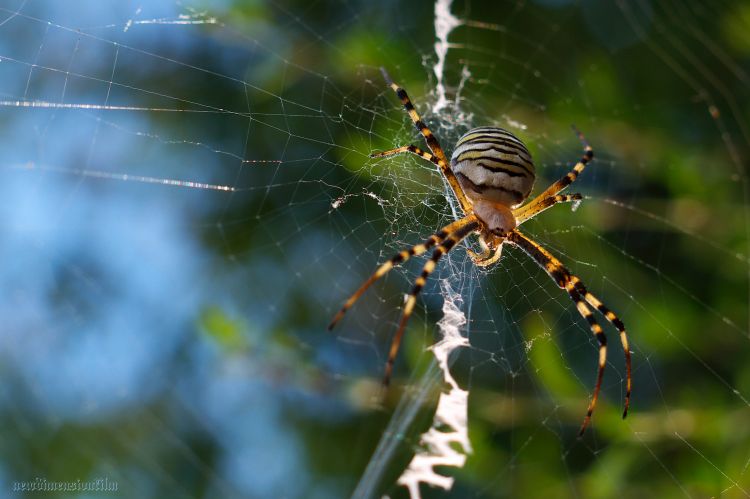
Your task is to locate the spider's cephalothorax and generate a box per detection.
[451,127,536,237]
[330,68,632,436]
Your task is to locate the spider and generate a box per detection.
[329,68,631,435]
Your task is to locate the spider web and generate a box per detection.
[0,0,749,497]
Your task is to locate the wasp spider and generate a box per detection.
[329,69,631,435]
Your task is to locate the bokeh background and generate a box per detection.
[0,0,749,497]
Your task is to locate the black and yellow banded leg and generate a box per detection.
[522,126,593,213]
[382,218,480,387]
[370,144,442,170]
[507,229,626,436]
[329,216,478,330]
[380,67,473,215]
[513,193,583,226]
[570,277,632,418]
[565,282,607,436]
[380,68,450,164]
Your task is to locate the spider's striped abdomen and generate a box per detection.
[450,127,535,208]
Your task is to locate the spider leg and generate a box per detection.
[370,145,442,170]
[513,193,583,226]
[508,229,629,436]
[380,67,472,214]
[572,279,632,418]
[521,126,593,215]
[328,216,477,330]
[382,217,480,387]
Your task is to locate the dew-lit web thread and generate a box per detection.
[616,0,750,333]
[9,162,238,191]
[612,3,750,485]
